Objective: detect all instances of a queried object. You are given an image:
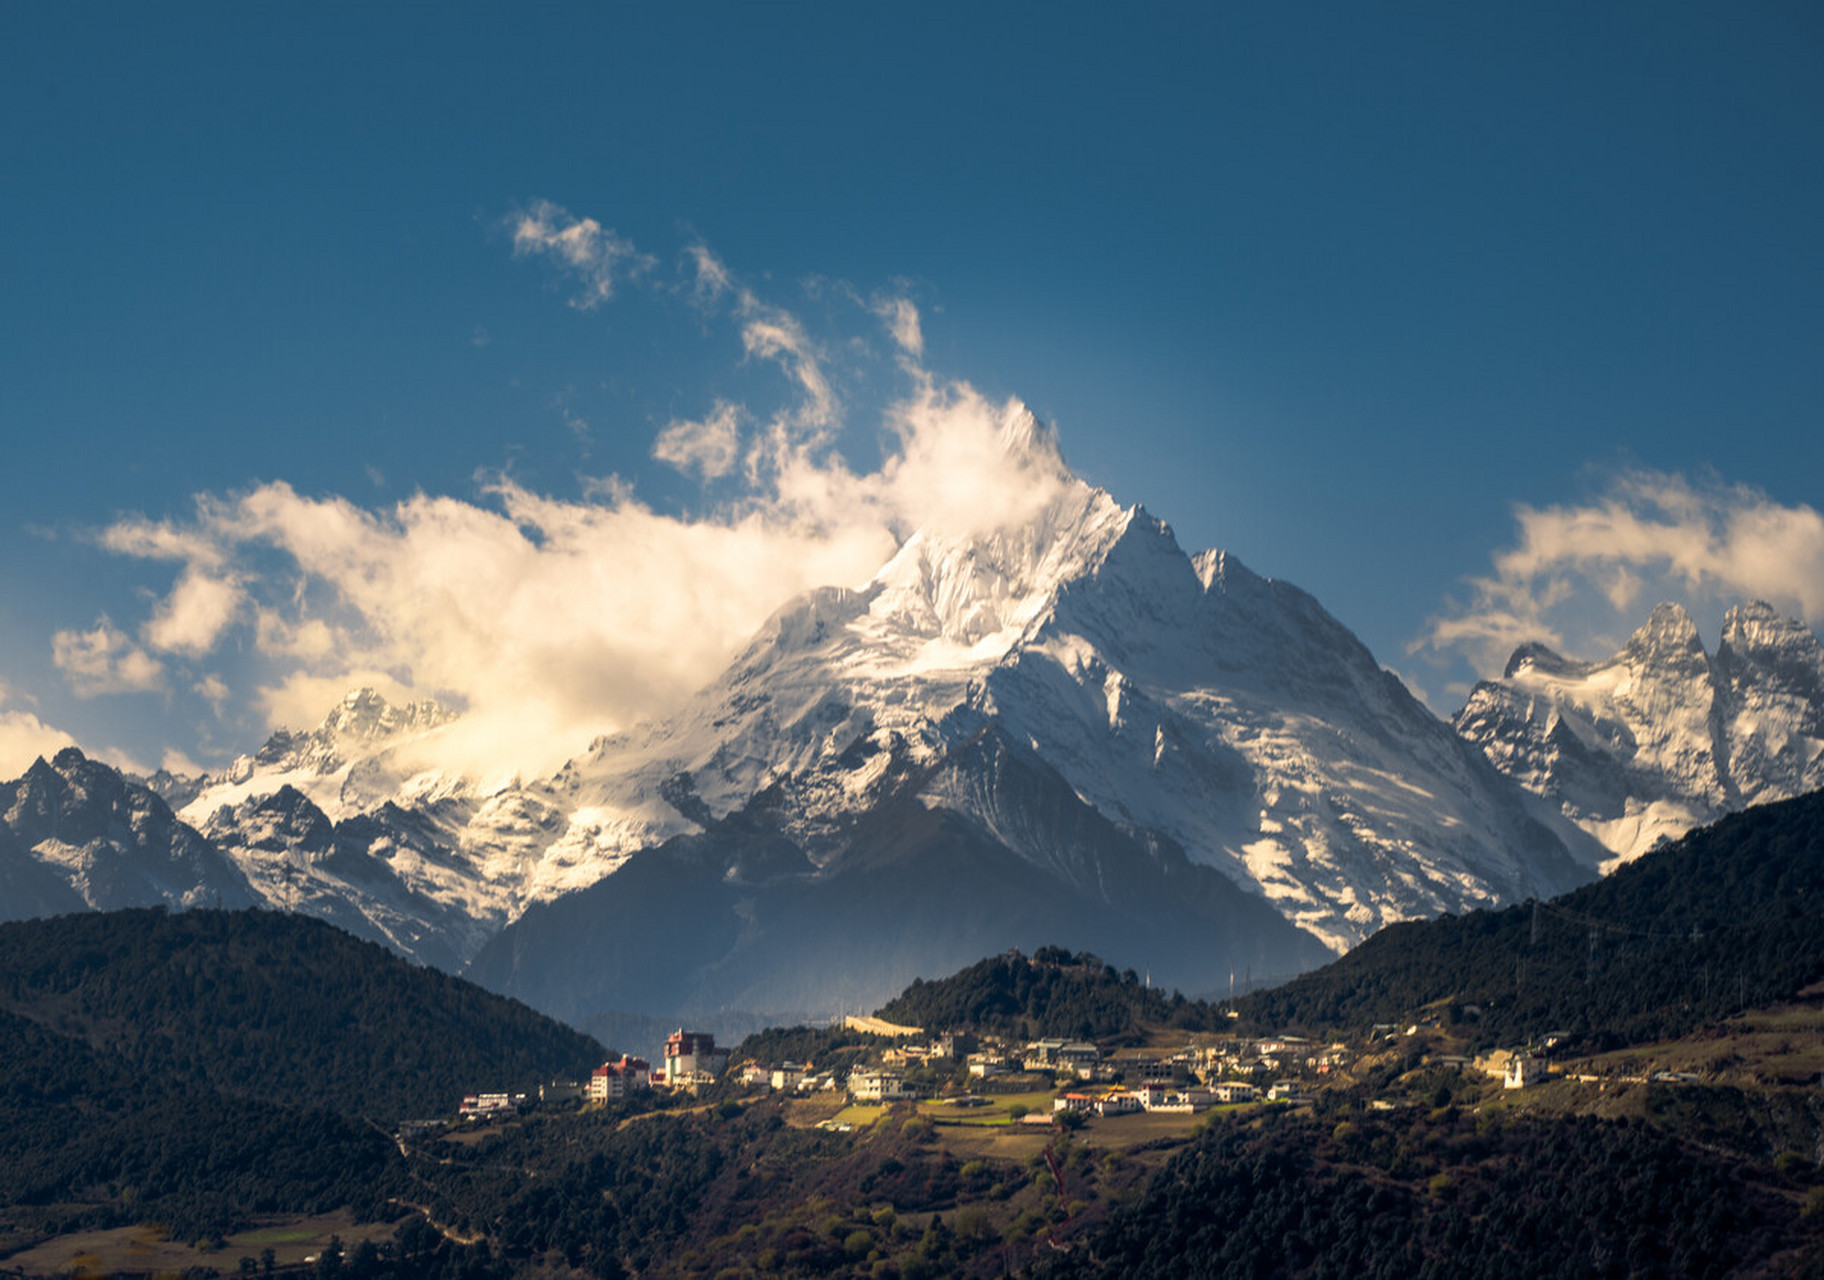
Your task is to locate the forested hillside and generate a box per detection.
[875,946,1221,1040]
[0,1005,398,1242]
[0,908,606,1122]
[1031,1105,1817,1280]
[1233,788,1824,1048]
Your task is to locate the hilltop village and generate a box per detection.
[450,954,1586,1136]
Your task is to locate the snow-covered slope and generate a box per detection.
[1454,601,1824,863]
[174,687,460,824]
[534,444,1597,955]
[164,691,524,965]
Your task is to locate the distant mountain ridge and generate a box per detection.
[1455,600,1824,861]
[0,747,255,919]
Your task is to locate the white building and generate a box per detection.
[590,1064,626,1102]
[848,1068,915,1102]
[1505,1053,1548,1089]
[664,1030,729,1084]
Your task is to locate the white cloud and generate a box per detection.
[1418,469,1824,676]
[654,400,743,480]
[685,243,732,309]
[193,673,231,715]
[74,218,1081,781]
[872,295,924,359]
[52,617,165,698]
[508,199,653,309]
[737,290,839,437]
[82,381,1066,781]
[160,746,209,777]
[0,682,78,777]
[142,567,243,656]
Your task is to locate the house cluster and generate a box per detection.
[1191,1035,1352,1079]
[458,1024,1357,1125]
[1052,1078,1292,1117]
[457,1029,734,1120]
[583,1028,729,1097]
[832,1030,1344,1108]
[589,1053,653,1100]
[737,1060,824,1091]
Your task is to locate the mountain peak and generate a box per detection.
[995,402,1065,471]
[1502,641,1588,680]
[1459,597,1824,864]
[865,480,1133,648]
[1720,601,1820,657]
[318,688,454,742]
[1623,602,1706,666]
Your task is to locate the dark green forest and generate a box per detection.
[0,908,606,1121]
[876,945,1220,1040]
[1033,1103,1820,1280]
[0,908,608,1250]
[1233,788,1824,1049]
[0,1004,398,1242]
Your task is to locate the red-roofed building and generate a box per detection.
[590,1063,625,1102]
[590,1055,654,1102]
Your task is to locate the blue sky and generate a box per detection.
[2,2,1822,775]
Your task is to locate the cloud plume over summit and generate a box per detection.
[73,215,1077,782]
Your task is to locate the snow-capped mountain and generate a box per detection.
[0,747,256,919]
[462,426,1603,1027]
[1453,601,1824,862]
[165,689,518,966]
[467,721,1335,1033]
[535,455,1597,960]
[171,687,459,823]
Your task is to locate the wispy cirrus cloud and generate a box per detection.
[871,294,924,359]
[653,399,743,481]
[508,199,655,309]
[1417,468,1824,677]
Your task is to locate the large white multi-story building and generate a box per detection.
[664,1030,729,1086]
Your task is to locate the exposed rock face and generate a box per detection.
[0,748,255,915]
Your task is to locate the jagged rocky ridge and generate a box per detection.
[1454,600,1824,862]
[0,748,254,921]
